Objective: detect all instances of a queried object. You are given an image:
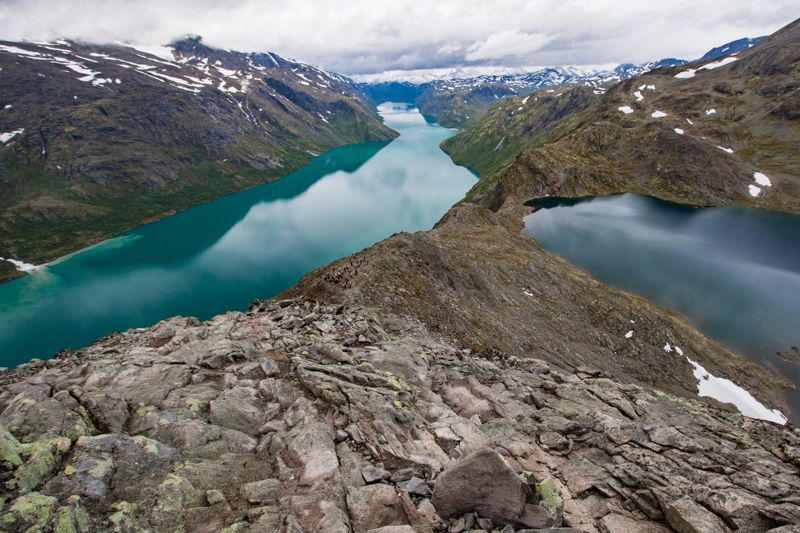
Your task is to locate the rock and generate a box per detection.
[515,504,555,529]
[431,448,529,526]
[665,496,730,533]
[599,513,673,533]
[208,386,267,436]
[346,484,409,532]
[396,476,430,496]
[362,464,391,483]
[417,498,446,530]
[0,492,58,531]
[286,422,339,487]
[367,527,417,533]
[240,478,281,504]
[206,489,226,505]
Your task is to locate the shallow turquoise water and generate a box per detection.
[0,103,476,366]
[525,194,800,418]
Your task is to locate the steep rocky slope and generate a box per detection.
[0,298,797,532]
[0,37,396,281]
[443,20,800,214]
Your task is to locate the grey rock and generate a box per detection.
[362,464,391,483]
[346,484,408,532]
[431,448,529,526]
[240,478,281,504]
[665,496,730,533]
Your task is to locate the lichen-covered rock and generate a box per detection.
[0,298,795,531]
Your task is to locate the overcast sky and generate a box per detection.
[0,0,797,80]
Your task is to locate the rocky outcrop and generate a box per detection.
[0,298,797,531]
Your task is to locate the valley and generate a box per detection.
[0,8,798,533]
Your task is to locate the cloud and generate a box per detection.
[466,30,550,61]
[0,0,796,76]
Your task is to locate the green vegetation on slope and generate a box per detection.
[443,19,800,215]
[0,39,397,281]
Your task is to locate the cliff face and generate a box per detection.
[0,298,797,532]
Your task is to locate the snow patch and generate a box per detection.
[624,330,634,339]
[0,128,24,143]
[686,356,787,424]
[748,184,761,197]
[753,172,772,187]
[127,44,175,62]
[705,109,716,115]
[675,69,696,79]
[0,44,43,57]
[717,146,734,154]
[618,106,634,115]
[674,128,685,135]
[700,56,739,71]
[1,257,39,272]
[651,110,667,118]
[634,91,644,101]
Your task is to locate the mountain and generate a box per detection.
[0,19,799,533]
[0,36,396,282]
[360,38,763,129]
[699,36,767,62]
[442,20,800,215]
[362,63,677,128]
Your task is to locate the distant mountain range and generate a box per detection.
[361,37,765,128]
[0,36,394,281]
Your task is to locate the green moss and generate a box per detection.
[3,492,57,530]
[107,501,136,531]
[185,398,206,414]
[0,425,24,468]
[132,435,161,454]
[535,477,564,516]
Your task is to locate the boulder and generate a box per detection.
[431,448,530,526]
[346,484,408,532]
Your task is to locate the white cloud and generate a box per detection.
[0,0,796,75]
[466,30,550,61]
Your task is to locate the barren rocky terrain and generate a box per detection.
[0,299,797,532]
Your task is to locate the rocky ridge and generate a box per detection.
[0,298,797,532]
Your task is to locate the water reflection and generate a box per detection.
[525,194,800,418]
[0,103,476,365]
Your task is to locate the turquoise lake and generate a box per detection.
[0,103,476,366]
[525,194,800,419]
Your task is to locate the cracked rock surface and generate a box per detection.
[0,298,797,532]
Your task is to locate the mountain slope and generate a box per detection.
[0,297,796,532]
[289,19,800,422]
[443,20,800,215]
[0,37,396,281]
